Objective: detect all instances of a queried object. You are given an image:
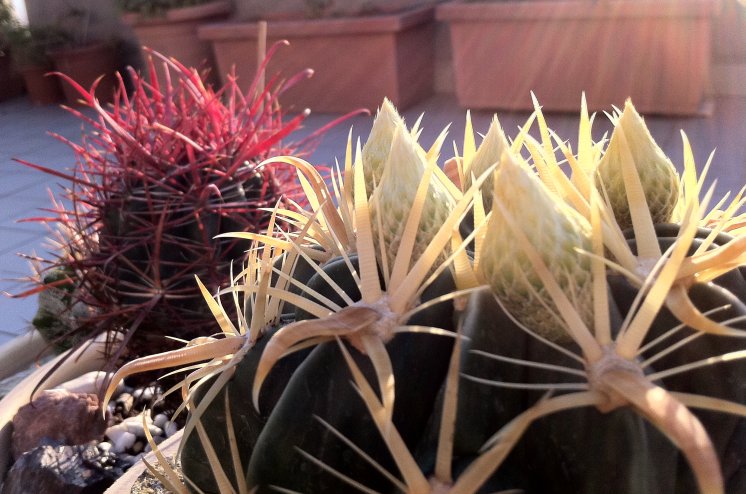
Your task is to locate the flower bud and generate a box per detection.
[362,98,406,196]
[480,156,594,342]
[464,116,511,210]
[595,100,680,230]
[370,125,455,272]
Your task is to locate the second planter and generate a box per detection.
[437,0,717,115]
[198,7,435,113]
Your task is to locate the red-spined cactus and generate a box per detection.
[15,46,340,360]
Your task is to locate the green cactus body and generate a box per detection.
[180,325,311,494]
[245,255,457,493]
[594,102,680,231]
[109,99,746,494]
[433,288,678,494]
[32,268,90,351]
[479,157,594,343]
[609,224,746,494]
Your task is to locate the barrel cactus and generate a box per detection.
[105,97,745,493]
[14,46,350,360]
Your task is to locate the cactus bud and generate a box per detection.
[479,156,593,343]
[595,100,680,230]
[362,98,406,196]
[464,116,511,210]
[370,125,455,273]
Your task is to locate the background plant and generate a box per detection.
[117,0,212,17]
[4,25,69,67]
[15,45,344,367]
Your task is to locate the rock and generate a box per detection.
[152,413,168,429]
[132,386,157,403]
[164,421,179,438]
[106,428,136,453]
[11,389,106,458]
[121,414,163,437]
[116,392,134,416]
[131,440,145,455]
[2,443,127,494]
[57,371,120,396]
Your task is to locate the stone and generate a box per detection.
[105,427,136,453]
[57,371,120,396]
[121,414,162,437]
[116,392,134,416]
[11,389,106,459]
[164,421,179,438]
[2,443,127,494]
[152,413,169,429]
[132,385,158,403]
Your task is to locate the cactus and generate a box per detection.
[105,97,745,494]
[14,47,347,359]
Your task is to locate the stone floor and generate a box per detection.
[0,92,744,347]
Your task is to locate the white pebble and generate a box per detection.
[132,386,157,402]
[121,414,163,437]
[98,441,113,453]
[152,413,168,429]
[109,430,136,453]
[164,421,179,438]
[59,371,120,395]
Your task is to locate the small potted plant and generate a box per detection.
[5,25,67,105]
[0,0,24,101]
[46,6,121,105]
[118,0,232,87]
[198,0,438,112]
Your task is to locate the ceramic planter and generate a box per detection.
[437,0,717,115]
[18,65,64,105]
[122,1,232,87]
[48,42,120,105]
[198,7,435,113]
[0,52,24,102]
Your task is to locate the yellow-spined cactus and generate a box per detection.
[595,100,680,231]
[479,155,594,342]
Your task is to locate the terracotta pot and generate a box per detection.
[198,6,435,113]
[0,52,25,102]
[123,0,232,87]
[19,65,64,105]
[48,42,120,105]
[437,0,718,115]
[0,333,113,483]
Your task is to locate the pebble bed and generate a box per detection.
[102,381,181,463]
[5,371,185,490]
